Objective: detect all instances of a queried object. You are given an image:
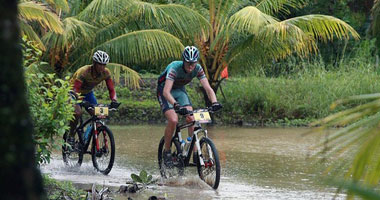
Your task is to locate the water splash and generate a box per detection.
[159,176,211,189]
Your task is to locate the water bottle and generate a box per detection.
[84,124,92,142]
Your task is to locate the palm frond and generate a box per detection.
[334,180,380,200]
[45,0,70,13]
[18,1,64,33]
[126,2,210,39]
[310,94,380,191]
[107,63,141,89]
[225,21,318,64]
[77,0,134,24]
[93,16,139,46]
[71,29,184,68]
[370,0,380,37]
[20,20,46,51]
[42,17,97,67]
[61,17,97,46]
[255,0,306,15]
[258,21,318,59]
[227,6,277,35]
[284,15,360,42]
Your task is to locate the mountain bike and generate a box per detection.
[158,107,221,189]
[62,101,120,175]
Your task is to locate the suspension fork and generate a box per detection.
[93,121,100,151]
[194,129,205,166]
[94,121,108,151]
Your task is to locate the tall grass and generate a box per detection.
[218,40,380,125]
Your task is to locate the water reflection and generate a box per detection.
[41,125,344,199]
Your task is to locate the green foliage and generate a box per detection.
[43,175,86,200]
[23,38,74,164]
[25,73,74,164]
[219,59,380,125]
[333,180,380,200]
[131,170,154,185]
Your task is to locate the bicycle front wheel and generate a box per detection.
[91,125,115,175]
[62,132,83,167]
[197,137,221,189]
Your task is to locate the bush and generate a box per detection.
[25,73,74,164]
[23,37,74,164]
[43,175,86,199]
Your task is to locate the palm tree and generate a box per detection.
[189,1,360,92]
[39,0,359,93]
[91,0,360,102]
[41,0,212,86]
[18,0,65,50]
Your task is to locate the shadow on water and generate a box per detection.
[41,125,346,200]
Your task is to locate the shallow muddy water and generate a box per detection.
[41,125,344,199]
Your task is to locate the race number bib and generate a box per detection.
[94,106,109,116]
[193,110,212,123]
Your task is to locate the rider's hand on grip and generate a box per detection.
[173,102,180,111]
[178,107,189,115]
[110,101,121,109]
[81,100,91,109]
[173,102,188,115]
[211,102,222,112]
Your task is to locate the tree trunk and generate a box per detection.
[0,1,46,199]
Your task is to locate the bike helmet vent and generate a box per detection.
[93,50,110,64]
[182,46,199,62]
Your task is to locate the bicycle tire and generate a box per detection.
[91,125,115,175]
[62,132,83,167]
[196,137,221,189]
[158,136,184,178]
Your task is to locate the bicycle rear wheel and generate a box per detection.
[197,137,220,189]
[91,125,115,175]
[62,132,83,167]
[158,136,184,178]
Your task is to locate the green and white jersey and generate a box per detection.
[157,61,206,89]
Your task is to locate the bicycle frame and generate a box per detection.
[174,120,211,167]
[76,113,107,154]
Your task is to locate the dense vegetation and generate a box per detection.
[23,37,74,164]
[19,0,380,199]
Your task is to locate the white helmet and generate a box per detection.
[182,46,199,62]
[93,50,110,64]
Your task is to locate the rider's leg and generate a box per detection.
[184,106,194,137]
[69,104,81,137]
[83,91,97,115]
[164,109,178,151]
[184,106,198,163]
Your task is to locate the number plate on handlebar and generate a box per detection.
[193,110,212,123]
[95,106,109,117]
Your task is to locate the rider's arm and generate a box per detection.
[105,78,117,101]
[73,79,82,93]
[163,79,176,105]
[200,78,217,103]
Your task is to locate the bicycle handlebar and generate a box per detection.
[81,101,121,111]
[175,106,217,116]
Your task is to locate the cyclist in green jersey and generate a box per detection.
[156,46,222,168]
